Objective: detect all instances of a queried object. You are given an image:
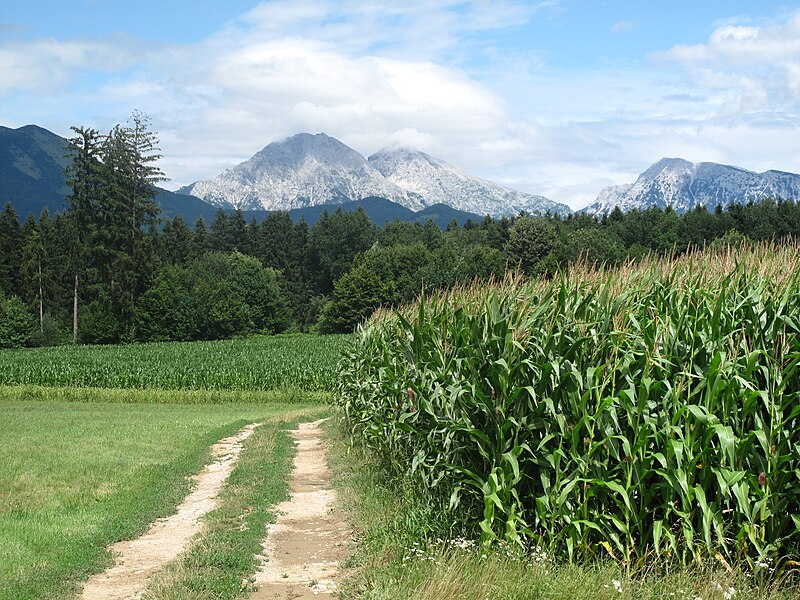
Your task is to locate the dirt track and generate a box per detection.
[250,419,350,599]
[79,423,259,600]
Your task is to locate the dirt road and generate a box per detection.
[250,419,350,599]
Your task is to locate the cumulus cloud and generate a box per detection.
[105,2,532,189]
[655,11,800,115]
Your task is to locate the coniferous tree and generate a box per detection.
[20,214,44,331]
[160,215,194,265]
[0,203,23,297]
[95,114,164,337]
[210,209,230,252]
[193,217,211,258]
[64,125,103,342]
[65,113,164,342]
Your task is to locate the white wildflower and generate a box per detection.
[612,579,623,593]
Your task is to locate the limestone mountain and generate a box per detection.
[584,158,800,215]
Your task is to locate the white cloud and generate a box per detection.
[656,10,800,112]
[0,36,143,94]
[610,20,635,34]
[98,4,525,191]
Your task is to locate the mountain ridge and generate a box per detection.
[181,132,569,218]
[179,133,420,211]
[584,157,800,215]
[368,146,570,217]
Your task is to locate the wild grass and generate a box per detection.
[327,418,800,600]
[337,241,800,573]
[0,392,319,600]
[0,333,350,392]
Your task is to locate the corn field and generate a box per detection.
[0,334,349,392]
[336,243,800,571]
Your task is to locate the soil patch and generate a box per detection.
[79,423,259,600]
[251,419,350,599]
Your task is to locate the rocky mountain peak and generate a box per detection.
[181,133,567,217]
[583,158,800,215]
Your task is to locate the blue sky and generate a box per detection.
[1,1,798,209]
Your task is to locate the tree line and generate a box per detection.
[1,116,799,347]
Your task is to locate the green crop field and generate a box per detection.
[0,333,350,392]
[337,242,800,578]
[0,333,343,600]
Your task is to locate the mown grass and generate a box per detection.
[0,392,320,600]
[0,333,350,392]
[327,419,800,600]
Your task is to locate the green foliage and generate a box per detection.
[79,296,123,344]
[0,203,22,296]
[337,242,800,571]
[317,243,430,333]
[318,241,508,333]
[308,207,377,295]
[711,229,751,250]
[566,227,626,265]
[505,216,559,275]
[328,420,799,600]
[29,313,65,347]
[0,295,35,348]
[135,251,291,341]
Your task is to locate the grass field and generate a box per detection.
[0,395,323,600]
[0,333,350,392]
[0,333,342,600]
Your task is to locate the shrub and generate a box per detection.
[0,295,35,348]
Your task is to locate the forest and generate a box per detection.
[1,114,799,347]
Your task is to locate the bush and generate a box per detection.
[29,313,67,347]
[0,296,35,348]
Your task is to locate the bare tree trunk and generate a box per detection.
[38,261,43,333]
[73,273,79,343]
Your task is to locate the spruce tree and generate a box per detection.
[65,126,103,342]
[0,203,22,297]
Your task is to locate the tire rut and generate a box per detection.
[79,423,259,600]
[250,418,350,599]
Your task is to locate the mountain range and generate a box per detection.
[2,124,799,225]
[179,132,570,218]
[0,126,485,227]
[583,157,800,215]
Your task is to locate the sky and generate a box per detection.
[1,1,798,210]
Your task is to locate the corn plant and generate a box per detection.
[336,242,800,571]
[0,333,349,392]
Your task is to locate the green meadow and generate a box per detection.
[0,333,341,600]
